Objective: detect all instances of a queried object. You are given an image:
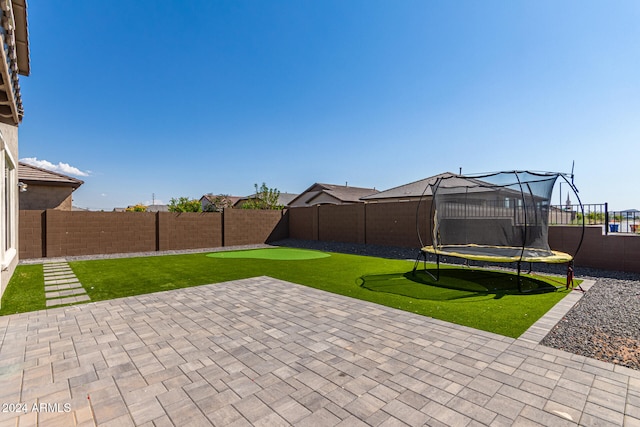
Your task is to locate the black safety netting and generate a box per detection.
[430,171,562,261]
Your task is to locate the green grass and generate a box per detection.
[0,248,574,337]
[0,264,45,315]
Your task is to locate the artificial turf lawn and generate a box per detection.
[206,247,331,260]
[1,248,573,338]
[0,264,45,315]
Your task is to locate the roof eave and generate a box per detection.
[20,179,84,189]
[12,0,29,76]
[0,0,29,125]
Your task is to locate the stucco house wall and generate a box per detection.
[19,184,74,210]
[1,124,19,298]
[0,0,30,300]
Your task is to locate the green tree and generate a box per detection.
[241,183,283,210]
[125,204,148,212]
[168,197,202,212]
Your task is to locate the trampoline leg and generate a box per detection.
[413,250,438,281]
[436,254,440,281]
[412,250,426,275]
[517,261,522,292]
[567,261,585,293]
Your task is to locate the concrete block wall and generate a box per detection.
[289,206,318,240]
[18,205,640,273]
[19,209,288,259]
[44,211,157,257]
[288,203,640,274]
[224,209,287,246]
[549,225,640,273]
[288,201,431,248]
[318,204,366,244]
[18,210,43,259]
[365,201,431,247]
[158,212,222,251]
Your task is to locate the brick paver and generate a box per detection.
[0,276,638,426]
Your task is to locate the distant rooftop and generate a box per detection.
[361,173,454,200]
[288,183,378,206]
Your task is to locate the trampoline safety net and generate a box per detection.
[426,171,572,263]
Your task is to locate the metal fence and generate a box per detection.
[549,203,640,235]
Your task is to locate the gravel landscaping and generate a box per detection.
[540,276,640,371]
[274,239,640,371]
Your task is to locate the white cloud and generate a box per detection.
[144,199,165,206]
[20,157,90,177]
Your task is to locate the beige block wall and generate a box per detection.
[0,122,19,299]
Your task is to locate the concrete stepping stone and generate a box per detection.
[44,282,84,291]
[43,262,91,308]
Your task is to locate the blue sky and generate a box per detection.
[19,1,640,211]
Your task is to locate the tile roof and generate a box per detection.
[317,184,379,202]
[277,192,299,206]
[362,172,544,201]
[360,173,454,200]
[18,162,84,188]
[289,183,379,205]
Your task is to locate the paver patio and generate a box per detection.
[0,276,638,426]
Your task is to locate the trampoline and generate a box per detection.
[413,170,584,292]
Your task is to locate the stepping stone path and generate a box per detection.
[43,261,91,307]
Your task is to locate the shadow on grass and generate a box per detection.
[358,268,559,301]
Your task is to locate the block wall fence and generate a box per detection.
[19,209,288,259]
[19,203,640,274]
[288,202,640,274]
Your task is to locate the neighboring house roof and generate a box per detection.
[18,162,84,189]
[146,204,169,212]
[363,172,553,203]
[200,194,242,206]
[277,193,299,206]
[360,173,455,201]
[288,183,379,206]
